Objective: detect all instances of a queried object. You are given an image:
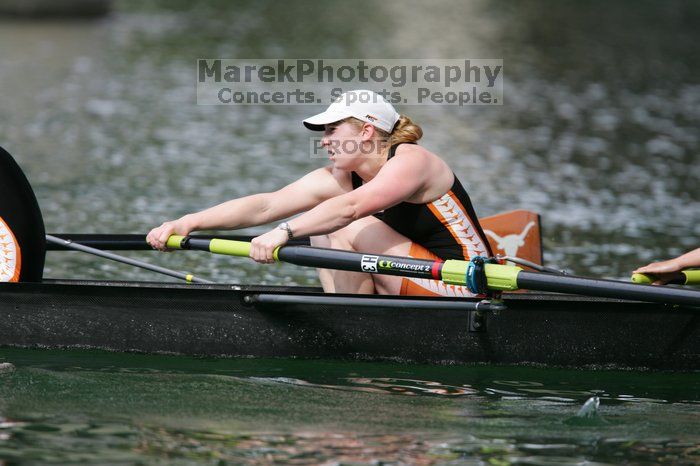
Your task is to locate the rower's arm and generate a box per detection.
[185,166,345,231]
[287,152,429,237]
[148,166,347,250]
[673,248,700,269]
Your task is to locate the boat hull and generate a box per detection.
[0,280,697,370]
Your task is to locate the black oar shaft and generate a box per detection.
[178,236,443,280]
[517,271,700,307]
[46,235,214,284]
[46,234,152,250]
[45,234,311,251]
[169,235,700,307]
[277,246,440,279]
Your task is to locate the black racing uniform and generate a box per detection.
[351,143,493,261]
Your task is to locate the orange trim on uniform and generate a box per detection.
[445,190,491,257]
[428,190,488,260]
[427,195,469,260]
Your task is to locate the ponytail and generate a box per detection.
[343,115,423,158]
[387,115,423,147]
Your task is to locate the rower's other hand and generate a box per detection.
[633,259,684,285]
[250,228,288,263]
[147,218,193,251]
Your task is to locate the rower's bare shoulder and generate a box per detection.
[388,144,441,171]
[310,164,346,183]
[392,144,441,163]
[387,145,452,197]
[327,165,354,193]
[394,143,430,156]
[282,166,348,200]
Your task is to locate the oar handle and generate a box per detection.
[164,235,523,292]
[167,235,260,258]
[631,271,700,286]
[46,233,312,251]
[165,235,700,306]
[166,234,466,282]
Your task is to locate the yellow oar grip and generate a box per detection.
[209,238,251,257]
[632,271,700,285]
[685,270,700,285]
[166,235,186,249]
[631,273,652,284]
[165,235,281,261]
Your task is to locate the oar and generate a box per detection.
[631,271,700,286]
[46,235,214,284]
[45,233,311,251]
[165,235,700,307]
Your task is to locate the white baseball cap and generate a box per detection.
[303,90,400,133]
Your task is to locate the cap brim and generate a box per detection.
[302,110,351,131]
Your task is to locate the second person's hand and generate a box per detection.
[633,258,684,285]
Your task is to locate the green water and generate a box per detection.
[0,349,699,465]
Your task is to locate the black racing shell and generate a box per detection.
[351,143,493,261]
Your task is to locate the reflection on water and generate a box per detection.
[256,376,478,396]
[4,420,698,465]
[0,0,698,283]
[1,348,699,464]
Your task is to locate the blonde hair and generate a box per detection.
[382,115,423,148]
[343,115,422,157]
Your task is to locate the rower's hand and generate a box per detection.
[633,259,684,285]
[250,228,288,263]
[147,217,194,251]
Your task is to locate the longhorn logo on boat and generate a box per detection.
[361,255,379,272]
[0,217,21,283]
[484,221,536,260]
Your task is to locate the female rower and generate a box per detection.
[147,90,492,296]
[634,247,700,285]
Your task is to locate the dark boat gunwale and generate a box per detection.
[0,279,697,370]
